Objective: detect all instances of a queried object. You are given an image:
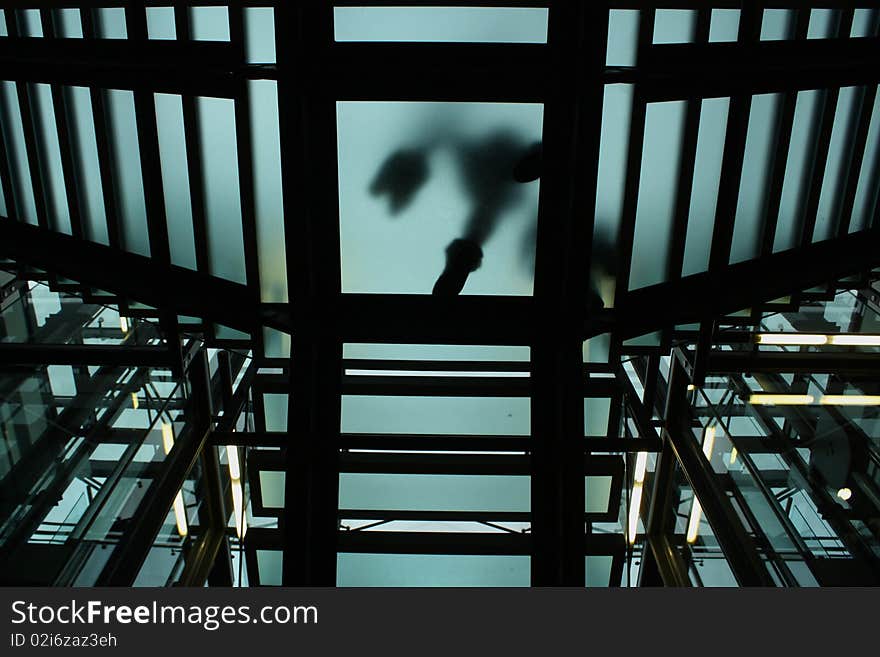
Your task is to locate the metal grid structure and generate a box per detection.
[1,2,879,587]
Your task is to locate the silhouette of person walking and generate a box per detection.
[370,130,543,296]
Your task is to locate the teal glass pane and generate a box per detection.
[69,86,108,245]
[256,549,282,586]
[1,81,38,224]
[653,9,695,44]
[851,9,878,38]
[31,83,72,235]
[774,90,822,253]
[191,7,229,41]
[250,81,287,303]
[341,396,530,435]
[0,11,6,36]
[683,97,729,277]
[709,9,740,42]
[342,343,529,361]
[630,100,686,290]
[59,9,83,38]
[19,9,42,37]
[584,398,611,437]
[263,326,291,359]
[850,87,880,233]
[337,101,542,296]
[337,554,529,587]
[594,84,634,305]
[106,89,150,257]
[760,9,792,41]
[244,7,275,63]
[197,97,246,283]
[815,86,859,242]
[97,8,127,39]
[263,393,287,432]
[333,7,547,43]
[582,333,610,364]
[154,93,196,270]
[146,7,176,40]
[623,331,660,347]
[259,471,284,508]
[586,555,614,587]
[808,9,837,39]
[585,476,612,514]
[731,94,781,264]
[0,168,6,216]
[607,10,639,67]
[339,473,530,512]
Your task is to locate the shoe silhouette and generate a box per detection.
[433,239,483,296]
[512,142,543,183]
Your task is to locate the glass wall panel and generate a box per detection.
[653,9,695,44]
[244,7,275,63]
[850,87,880,233]
[815,86,858,242]
[146,7,176,40]
[1,81,38,224]
[606,10,639,66]
[190,7,230,41]
[59,9,83,38]
[31,83,72,235]
[68,86,108,244]
[337,553,529,586]
[709,9,739,42]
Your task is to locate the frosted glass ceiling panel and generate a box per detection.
[337,102,542,296]
[594,84,633,306]
[342,396,530,435]
[850,88,880,233]
[586,555,614,587]
[333,7,548,43]
[1,81,38,225]
[815,86,859,242]
[31,83,71,235]
[683,97,728,277]
[250,81,287,303]
[98,8,127,39]
[259,471,284,508]
[630,100,686,290]
[760,9,792,41]
[342,343,530,361]
[584,398,611,437]
[69,86,108,245]
[263,393,288,432]
[808,9,838,39]
[154,93,196,270]
[607,10,639,67]
[191,7,230,41]
[339,473,530,512]
[106,89,150,257]
[774,90,822,253]
[146,7,176,40]
[198,97,246,284]
[59,9,83,38]
[0,11,6,37]
[851,9,878,38]
[337,554,529,587]
[245,8,276,63]
[19,9,42,37]
[653,9,696,44]
[585,476,613,514]
[256,549,282,585]
[731,94,780,264]
[709,9,740,42]
[263,326,291,359]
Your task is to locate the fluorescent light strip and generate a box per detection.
[686,426,716,545]
[628,452,649,545]
[749,394,815,405]
[226,445,247,539]
[750,393,880,406]
[119,316,129,333]
[344,369,529,378]
[161,423,188,537]
[756,333,880,346]
[820,395,880,406]
[827,335,880,346]
[130,392,139,409]
[756,333,827,345]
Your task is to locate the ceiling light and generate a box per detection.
[749,393,815,406]
[827,335,880,346]
[820,395,880,406]
[756,333,827,345]
[836,487,852,501]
